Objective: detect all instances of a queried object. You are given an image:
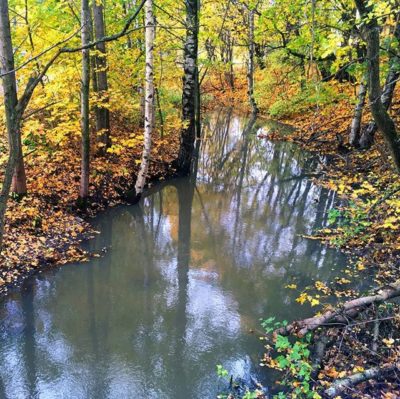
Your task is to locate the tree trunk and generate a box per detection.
[195,66,201,139]
[0,0,27,197]
[176,0,199,175]
[93,0,111,155]
[79,0,91,205]
[247,8,259,115]
[355,0,400,172]
[359,61,400,149]
[0,0,19,250]
[11,156,27,194]
[89,11,98,93]
[349,78,367,147]
[138,85,145,126]
[255,42,266,70]
[359,21,400,149]
[221,31,235,90]
[134,0,154,199]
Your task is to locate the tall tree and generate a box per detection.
[134,0,155,200]
[355,0,400,172]
[358,21,400,149]
[0,0,21,249]
[92,0,111,154]
[0,0,27,196]
[0,0,146,252]
[176,0,200,175]
[247,5,259,115]
[79,0,91,204]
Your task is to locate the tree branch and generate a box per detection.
[0,0,146,77]
[275,281,400,337]
[325,363,399,398]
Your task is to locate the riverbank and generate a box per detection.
[257,84,400,397]
[203,73,400,397]
[0,116,179,296]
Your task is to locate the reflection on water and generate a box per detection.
[0,111,346,398]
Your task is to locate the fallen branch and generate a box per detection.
[275,281,400,337]
[325,363,399,397]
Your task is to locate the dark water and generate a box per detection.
[0,111,346,399]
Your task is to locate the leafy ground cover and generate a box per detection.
[0,115,179,295]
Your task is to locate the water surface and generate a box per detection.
[0,111,346,398]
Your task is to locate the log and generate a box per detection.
[275,281,400,337]
[325,363,399,397]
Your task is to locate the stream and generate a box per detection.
[0,110,347,398]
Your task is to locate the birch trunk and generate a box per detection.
[79,0,91,204]
[0,0,20,250]
[247,8,259,115]
[355,0,400,172]
[93,0,111,154]
[134,0,154,199]
[177,0,199,175]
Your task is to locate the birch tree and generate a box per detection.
[176,0,200,175]
[247,5,259,115]
[134,0,155,200]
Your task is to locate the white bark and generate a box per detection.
[134,0,154,198]
[177,0,199,174]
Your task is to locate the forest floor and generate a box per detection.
[0,115,179,296]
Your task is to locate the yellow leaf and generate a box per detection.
[311,298,320,307]
[296,293,308,305]
[285,284,297,289]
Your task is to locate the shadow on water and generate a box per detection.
[0,110,348,398]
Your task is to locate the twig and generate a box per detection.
[22,101,60,120]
